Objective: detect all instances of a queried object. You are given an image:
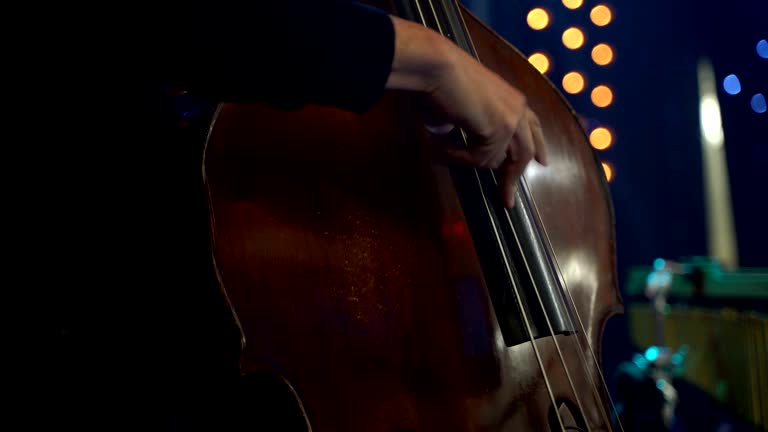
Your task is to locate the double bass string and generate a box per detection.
[414,0,565,431]
[460,135,568,432]
[519,175,627,432]
[414,1,567,430]
[508,166,627,431]
[427,0,625,425]
[422,0,592,427]
[495,178,598,431]
[438,0,625,429]
[516,175,624,432]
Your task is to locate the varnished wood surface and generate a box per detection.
[202,4,622,431]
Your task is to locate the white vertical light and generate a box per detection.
[696,58,739,269]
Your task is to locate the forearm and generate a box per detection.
[385,16,457,93]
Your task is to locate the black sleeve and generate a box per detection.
[155,1,396,113]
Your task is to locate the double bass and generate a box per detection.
[203,0,624,430]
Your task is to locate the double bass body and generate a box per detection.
[203,1,623,430]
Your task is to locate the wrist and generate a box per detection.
[385,16,456,93]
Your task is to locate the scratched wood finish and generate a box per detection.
[202,4,622,431]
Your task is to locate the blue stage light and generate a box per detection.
[751,93,766,113]
[723,74,741,95]
[757,39,768,59]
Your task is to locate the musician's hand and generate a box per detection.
[386,16,548,208]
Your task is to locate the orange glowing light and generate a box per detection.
[591,43,614,66]
[528,52,551,74]
[562,0,584,10]
[527,8,550,30]
[602,161,614,182]
[562,27,585,49]
[591,85,614,108]
[590,127,613,149]
[562,71,586,94]
[590,5,613,26]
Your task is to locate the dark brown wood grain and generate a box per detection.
[202,4,623,431]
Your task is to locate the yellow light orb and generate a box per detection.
[591,43,614,66]
[590,5,613,26]
[602,161,614,182]
[591,85,614,108]
[562,0,584,10]
[562,27,585,50]
[528,52,551,74]
[562,71,585,94]
[590,127,613,150]
[527,8,550,30]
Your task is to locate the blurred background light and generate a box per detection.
[698,59,724,148]
[757,39,768,58]
[527,8,550,30]
[591,85,614,107]
[591,43,615,66]
[602,161,614,182]
[528,52,551,73]
[700,95,724,146]
[563,71,586,94]
[562,0,584,10]
[751,93,767,113]
[722,74,741,95]
[562,27,586,49]
[590,5,613,27]
[590,127,614,149]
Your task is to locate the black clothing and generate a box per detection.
[26,1,395,429]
